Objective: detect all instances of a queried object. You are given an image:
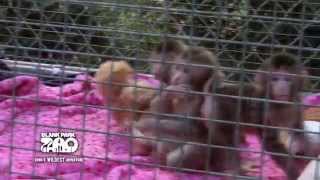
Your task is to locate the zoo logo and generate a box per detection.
[40,132,79,153]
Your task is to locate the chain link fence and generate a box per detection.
[0,0,319,179]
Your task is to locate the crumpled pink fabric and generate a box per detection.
[0,74,292,179]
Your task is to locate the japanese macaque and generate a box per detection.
[95,60,156,127]
[150,39,187,85]
[133,47,222,169]
[254,53,310,180]
[164,47,264,177]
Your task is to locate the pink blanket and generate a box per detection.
[0,74,292,179]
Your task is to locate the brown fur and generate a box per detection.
[133,47,223,170]
[150,39,188,85]
[166,47,258,175]
[132,84,206,164]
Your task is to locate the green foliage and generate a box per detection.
[0,0,171,71]
[0,0,319,76]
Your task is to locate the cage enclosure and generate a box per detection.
[0,0,319,179]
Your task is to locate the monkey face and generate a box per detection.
[170,65,191,85]
[270,69,293,101]
[170,63,212,91]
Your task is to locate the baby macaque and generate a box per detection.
[254,52,310,180]
[95,60,156,127]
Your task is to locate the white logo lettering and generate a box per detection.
[40,132,79,153]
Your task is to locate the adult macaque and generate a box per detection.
[147,47,254,178]
[133,47,223,169]
[95,60,156,128]
[149,39,187,85]
[254,53,310,180]
[166,47,262,177]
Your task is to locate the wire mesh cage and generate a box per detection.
[0,0,319,179]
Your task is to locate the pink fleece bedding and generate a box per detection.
[0,74,295,179]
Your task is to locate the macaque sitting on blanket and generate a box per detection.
[95,60,157,128]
